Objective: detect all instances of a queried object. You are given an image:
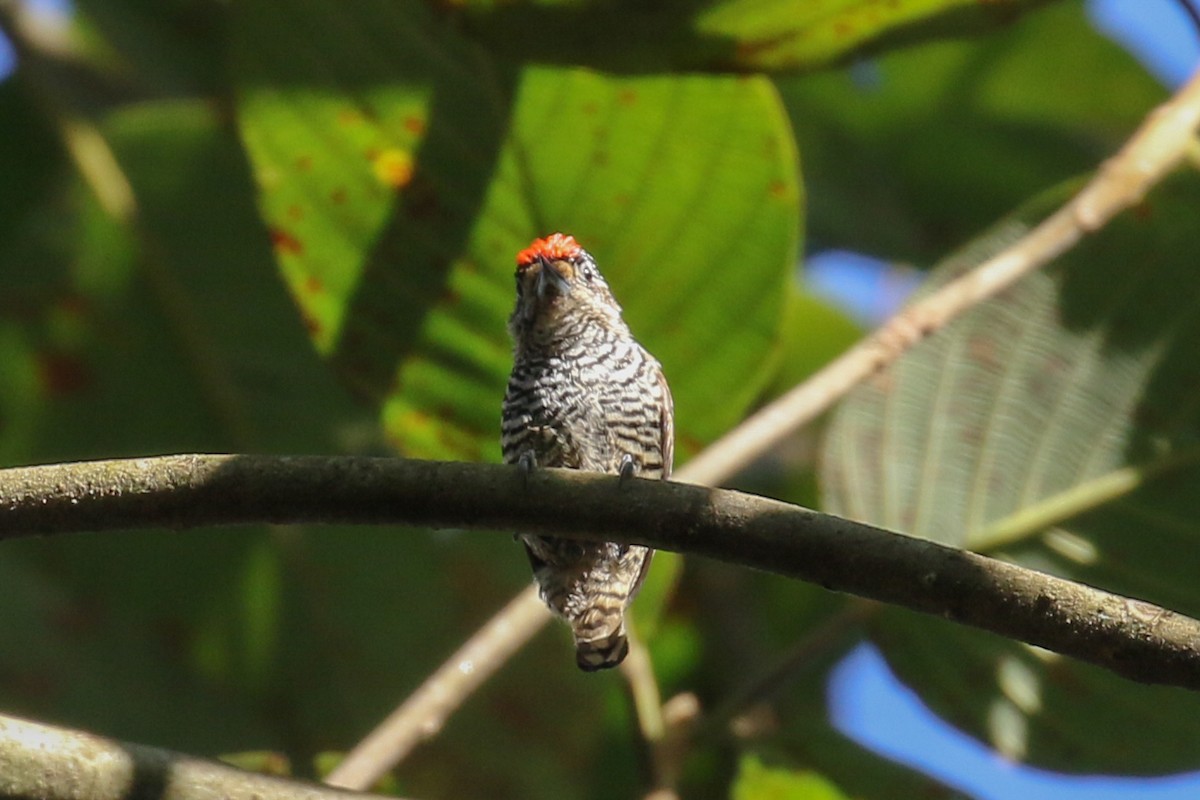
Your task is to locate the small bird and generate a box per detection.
[502,233,674,671]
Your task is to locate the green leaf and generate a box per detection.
[466,0,1056,73]
[0,82,64,249]
[233,0,802,461]
[101,100,367,454]
[778,0,1166,262]
[71,0,230,95]
[631,551,682,641]
[821,172,1200,772]
[218,751,292,776]
[0,324,43,466]
[0,98,372,754]
[733,755,849,800]
[688,572,966,799]
[696,0,1057,71]
[0,549,277,752]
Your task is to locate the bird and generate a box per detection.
[502,233,674,671]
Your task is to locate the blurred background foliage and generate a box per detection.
[0,0,1197,798]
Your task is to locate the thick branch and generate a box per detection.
[1,454,1199,690]
[0,712,404,800]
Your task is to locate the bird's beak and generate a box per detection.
[536,259,573,300]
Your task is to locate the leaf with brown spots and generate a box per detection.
[462,0,1054,73]
[233,3,801,461]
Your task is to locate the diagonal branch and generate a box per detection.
[322,588,549,789]
[619,630,676,799]
[322,586,546,789]
[2,453,1199,692]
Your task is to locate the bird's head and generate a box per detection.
[508,233,625,344]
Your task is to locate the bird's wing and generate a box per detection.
[657,364,675,480]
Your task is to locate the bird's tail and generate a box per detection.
[570,545,656,671]
[522,537,651,671]
[572,602,630,671]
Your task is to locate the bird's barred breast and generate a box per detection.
[502,342,666,475]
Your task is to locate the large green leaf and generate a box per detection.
[821,172,1200,773]
[778,0,1166,262]
[733,755,849,800]
[0,82,64,250]
[0,106,291,751]
[101,102,367,454]
[465,0,1056,73]
[233,0,802,461]
[71,0,230,95]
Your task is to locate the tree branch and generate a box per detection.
[0,712,408,800]
[2,453,1199,691]
[619,630,678,799]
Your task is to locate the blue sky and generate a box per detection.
[831,646,1200,799]
[0,31,10,78]
[1089,0,1200,88]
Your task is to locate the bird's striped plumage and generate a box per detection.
[502,234,673,671]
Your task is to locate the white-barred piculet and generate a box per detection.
[501,233,674,671]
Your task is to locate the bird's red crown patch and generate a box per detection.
[516,233,583,267]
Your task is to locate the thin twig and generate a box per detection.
[619,630,677,799]
[2,454,1200,693]
[680,65,1200,485]
[322,588,549,789]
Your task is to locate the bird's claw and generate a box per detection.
[518,450,536,490]
[618,454,636,485]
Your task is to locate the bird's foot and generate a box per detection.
[618,454,636,485]
[518,450,537,491]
